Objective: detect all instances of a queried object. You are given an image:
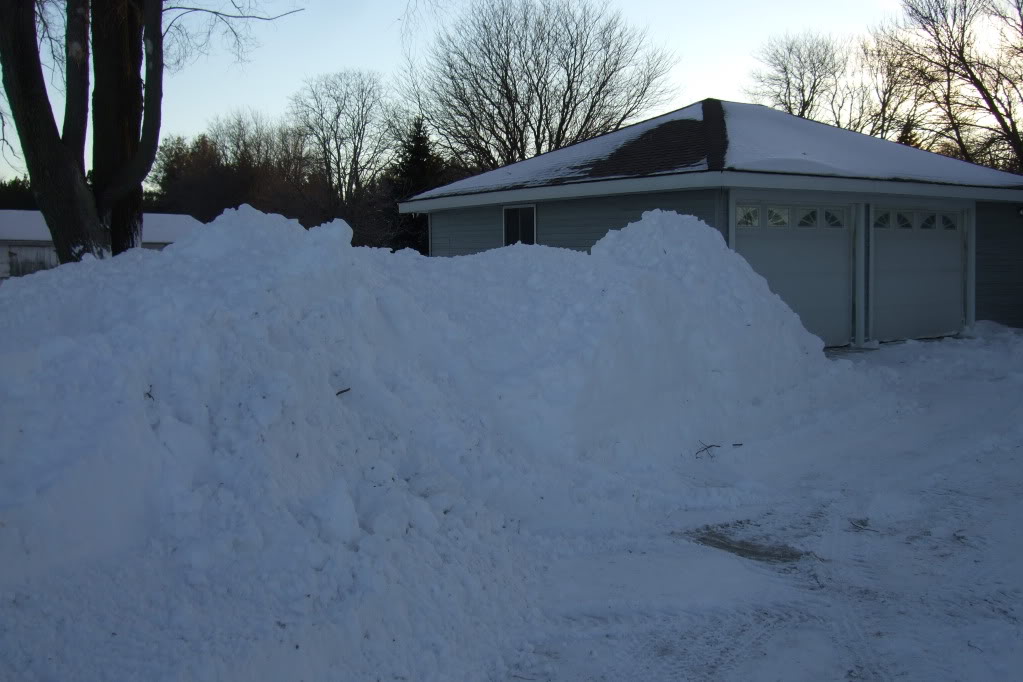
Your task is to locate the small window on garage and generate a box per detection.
[941,213,957,230]
[796,208,817,227]
[919,213,937,230]
[873,211,891,229]
[895,212,913,229]
[737,205,760,227]
[504,206,535,245]
[767,207,789,227]
[823,208,846,228]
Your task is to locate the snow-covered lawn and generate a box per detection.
[505,332,1023,681]
[1,208,1019,681]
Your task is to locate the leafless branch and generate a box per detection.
[414,0,676,170]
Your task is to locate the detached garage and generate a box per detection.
[399,99,1023,346]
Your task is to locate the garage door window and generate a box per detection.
[737,203,849,229]
[737,205,760,227]
[875,208,959,231]
[823,209,846,228]
[797,208,818,227]
[768,207,790,227]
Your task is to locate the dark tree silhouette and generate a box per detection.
[0,1,299,263]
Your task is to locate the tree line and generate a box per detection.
[2,0,1019,264]
[0,0,672,260]
[746,0,1023,173]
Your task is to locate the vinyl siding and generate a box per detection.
[537,189,727,251]
[430,205,503,257]
[428,189,727,256]
[976,202,1023,328]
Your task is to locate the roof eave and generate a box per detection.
[398,170,1023,213]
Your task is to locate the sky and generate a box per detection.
[0,0,905,179]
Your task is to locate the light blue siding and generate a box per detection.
[428,189,727,256]
[537,189,727,251]
[430,205,503,257]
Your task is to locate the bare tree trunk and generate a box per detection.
[92,0,145,254]
[0,0,106,262]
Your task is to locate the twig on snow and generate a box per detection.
[694,441,720,458]
[335,388,351,396]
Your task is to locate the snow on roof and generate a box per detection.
[406,99,1023,204]
[722,101,1023,188]
[0,210,202,243]
[411,100,707,201]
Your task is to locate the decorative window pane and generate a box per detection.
[823,208,845,228]
[896,212,913,229]
[873,211,891,229]
[767,207,790,227]
[796,208,817,227]
[919,213,937,230]
[941,214,957,230]
[737,205,760,227]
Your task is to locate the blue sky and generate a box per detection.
[1,0,904,178]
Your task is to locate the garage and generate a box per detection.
[401,99,1023,345]
[871,207,965,341]
[734,200,854,347]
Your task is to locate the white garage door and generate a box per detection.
[872,208,964,341]
[735,203,854,346]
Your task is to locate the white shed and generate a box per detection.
[0,210,202,280]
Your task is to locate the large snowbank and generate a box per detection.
[0,207,864,680]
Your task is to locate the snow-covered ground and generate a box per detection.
[1,208,1019,681]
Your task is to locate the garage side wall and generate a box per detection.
[538,189,727,251]
[976,201,1023,328]
[428,189,727,257]
[430,205,504,257]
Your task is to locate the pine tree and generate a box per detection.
[386,118,449,253]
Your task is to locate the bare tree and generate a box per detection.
[893,0,1023,170]
[855,28,932,143]
[747,32,849,121]
[0,1,300,264]
[413,0,675,170]
[288,70,391,211]
[746,27,941,151]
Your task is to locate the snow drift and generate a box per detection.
[0,207,859,681]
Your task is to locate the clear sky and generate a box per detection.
[1,0,904,179]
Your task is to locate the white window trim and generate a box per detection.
[501,204,538,247]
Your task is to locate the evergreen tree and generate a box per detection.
[384,118,452,253]
[0,175,35,209]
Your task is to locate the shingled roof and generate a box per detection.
[404,98,1023,206]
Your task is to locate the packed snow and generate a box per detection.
[1,207,1020,681]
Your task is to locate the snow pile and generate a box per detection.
[0,207,858,681]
